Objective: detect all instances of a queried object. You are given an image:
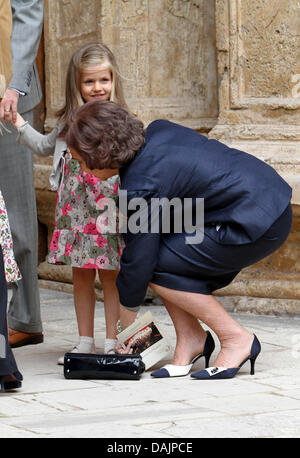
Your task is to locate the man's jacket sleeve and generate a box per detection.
[9,0,44,93]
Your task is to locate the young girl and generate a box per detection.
[12,43,137,363]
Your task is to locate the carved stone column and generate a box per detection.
[211,0,300,301]
[100,0,218,130]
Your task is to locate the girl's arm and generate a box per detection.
[14,114,61,157]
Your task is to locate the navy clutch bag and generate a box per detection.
[63,353,145,380]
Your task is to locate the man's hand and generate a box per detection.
[0,88,19,123]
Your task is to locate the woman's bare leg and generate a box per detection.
[150,283,253,368]
[163,299,208,365]
[73,267,96,337]
[119,305,138,330]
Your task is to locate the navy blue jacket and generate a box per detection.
[117,120,292,308]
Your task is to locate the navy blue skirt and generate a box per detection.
[151,204,292,294]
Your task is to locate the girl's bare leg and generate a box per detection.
[99,270,138,339]
[150,283,253,368]
[98,269,121,339]
[72,267,96,337]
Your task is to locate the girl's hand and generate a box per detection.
[0,109,25,129]
[13,112,26,129]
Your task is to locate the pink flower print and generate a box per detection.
[77,175,84,185]
[83,222,98,235]
[49,231,60,251]
[113,181,119,195]
[85,173,99,186]
[82,262,98,269]
[72,224,82,232]
[96,255,109,268]
[96,235,108,247]
[62,203,72,216]
[65,243,73,256]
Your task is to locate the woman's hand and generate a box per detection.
[115,341,133,355]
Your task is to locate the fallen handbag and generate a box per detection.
[63,352,145,380]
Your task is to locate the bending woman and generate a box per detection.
[61,100,292,380]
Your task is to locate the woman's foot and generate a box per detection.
[191,334,261,379]
[151,331,215,378]
[213,330,254,369]
[170,328,210,366]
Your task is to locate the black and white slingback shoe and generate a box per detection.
[191,334,261,380]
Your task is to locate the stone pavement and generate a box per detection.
[1,287,300,439]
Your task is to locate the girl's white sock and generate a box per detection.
[104,338,117,354]
[72,336,96,354]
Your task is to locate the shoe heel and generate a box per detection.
[203,331,215,368]
[250,357,255,375]
[249,335,261,375]
[204,354,211,368]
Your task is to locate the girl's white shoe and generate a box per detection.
[57,336,96,365]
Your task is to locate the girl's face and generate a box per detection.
[80,64,112,103]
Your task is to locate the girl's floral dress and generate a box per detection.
[0,191,21,283]
[48,151,124,269]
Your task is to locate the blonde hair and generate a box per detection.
[57,43,127,122]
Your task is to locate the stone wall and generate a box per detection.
[35,0,300,311]
[209,0,300,304]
